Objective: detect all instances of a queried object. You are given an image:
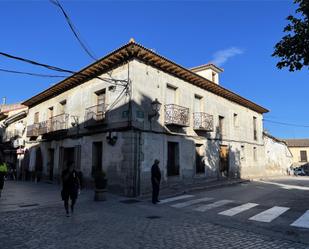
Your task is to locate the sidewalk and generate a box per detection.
[0,180,101,213]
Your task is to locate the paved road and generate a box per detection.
[1,178,309,249]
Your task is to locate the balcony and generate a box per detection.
[164,104,189,127]
[26,124,39,137]
[28,114,69,137]
[84,104,106,128]
[193,112,214,131]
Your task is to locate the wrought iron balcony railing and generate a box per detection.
[165,104,189,127]
[38,120,49,135]
[26,124,39,137]
[193,112,214,131]
[84,104,106,127]
[51,113,69,131]
[33,113,70,136]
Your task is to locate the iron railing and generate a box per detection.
[34,113,69,136]
[84,104,106,126]
[193,112,214,131]
[164,104,189,127]
[49,113,69,132]
[26,124,39,137]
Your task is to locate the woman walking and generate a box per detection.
[61,162,80,217]
[0,159,8,198]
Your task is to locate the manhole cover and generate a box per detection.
[146,216,161,219]
[120,199,140,204]
[19,204,39,208]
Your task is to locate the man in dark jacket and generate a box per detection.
[151,159,161,204]
[61,162,80,217]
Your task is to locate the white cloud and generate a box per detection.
[211,47,244,66]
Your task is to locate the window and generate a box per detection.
[253,147,257,161]
[167,142,180,176]
[60,100,66,114]
[253,117,257,141]
[195,144,204,174]
[194,95,203,113]
[34,112,39,124]
[166,85,177,105]
[219,116,224,135]
[96,89,106,117]
[92,142,103,176]
[48,107,54,119]
[233,113,239,127]
[212,72,216,82]
[300,150,307,162]
[241,145,245,161]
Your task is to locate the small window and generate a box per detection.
[48,107,54,119]
[233,113,238,127]
[300,150,307,162]
[34,112,39,124]
[212,72,216,82]
[253,117,257,141]
[253,147,257,161]
[241,145,245,160]
[219,116,224,135]
[60,100,67,114]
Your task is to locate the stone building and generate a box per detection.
[22,40,270,196]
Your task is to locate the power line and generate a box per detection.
[50,0,97,61]
[263,119,309,128]
[0,51,127,86]
[0,51,73,74]
[0,68,68,78]
[49,0,116,80]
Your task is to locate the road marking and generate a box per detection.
[219,203,259,216]
[291,210,309,228]
[170,197,214,208]
[255,180,309,191]
[194,200,234,212]
[249,206,290,223]
[159,195,194,204]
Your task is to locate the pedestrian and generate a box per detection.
[151,159,161,204]
[61,162,80,217]
[0,159,8,198]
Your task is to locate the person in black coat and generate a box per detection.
[151,159,161,204]
[61,162,80,217]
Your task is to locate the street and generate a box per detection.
[1,178,309,249]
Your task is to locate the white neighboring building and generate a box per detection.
[0,103,28,176]
[264,132,293,176]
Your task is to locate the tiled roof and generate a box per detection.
[22,41,268,114]
[284,139,309,147]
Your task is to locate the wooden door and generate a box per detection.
[219,145,229,176]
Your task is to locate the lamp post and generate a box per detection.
[148,98,162,121]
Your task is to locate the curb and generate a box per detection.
[138,179,250,201]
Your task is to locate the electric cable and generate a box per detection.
[0,68,68,78]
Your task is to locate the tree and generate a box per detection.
[272,0,309,71]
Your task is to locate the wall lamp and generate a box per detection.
[148,98,162,121]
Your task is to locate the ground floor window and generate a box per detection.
[195,144,205,174]
[167,142,180,176]
[92,142,103,176]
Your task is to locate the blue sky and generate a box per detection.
[0,0,308,138]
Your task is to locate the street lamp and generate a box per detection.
[148,98,162,121]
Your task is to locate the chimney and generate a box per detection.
[191,64,223,85]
